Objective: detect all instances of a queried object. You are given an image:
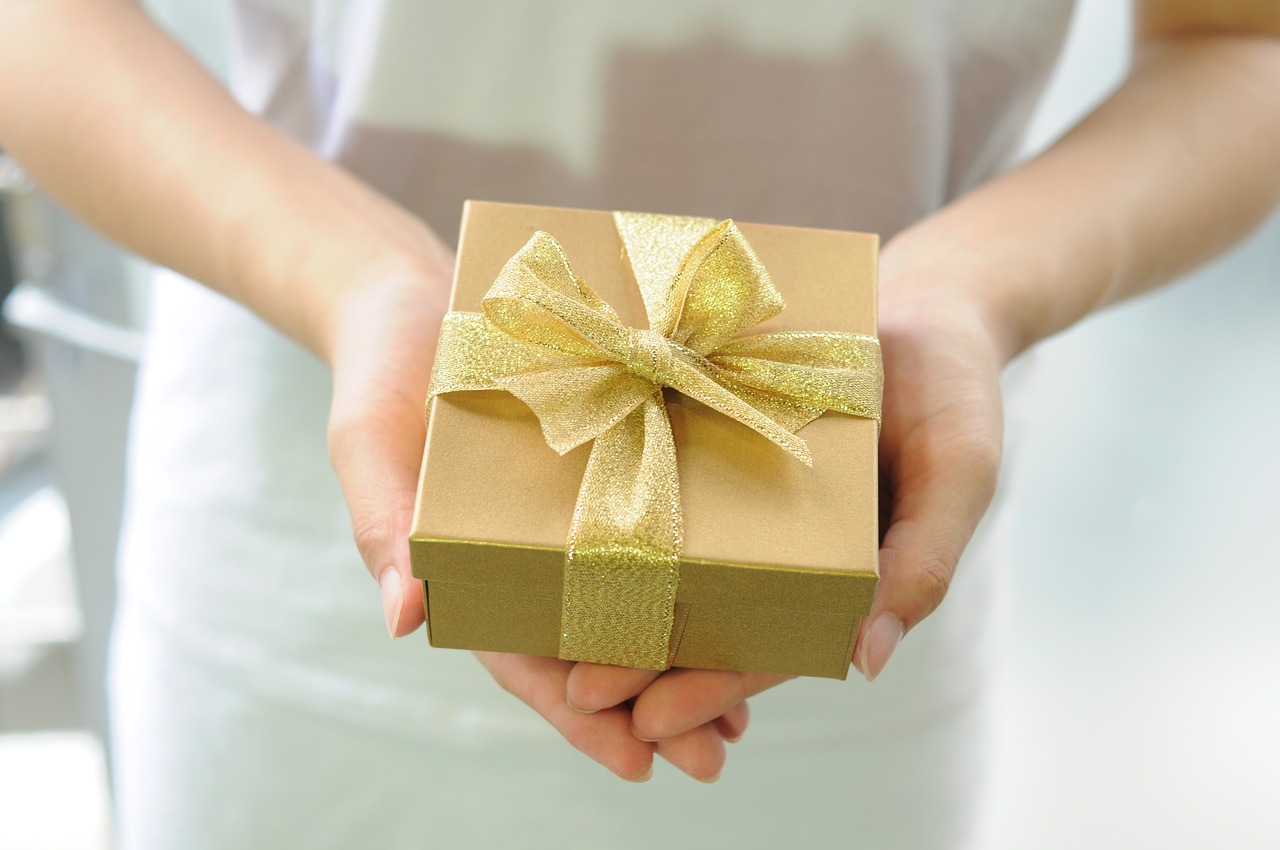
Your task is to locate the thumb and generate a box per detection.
[854,425,1000,682]
[328,376,430,638]
[326,284,443,638]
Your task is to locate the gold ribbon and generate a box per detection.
[428,211,882,670]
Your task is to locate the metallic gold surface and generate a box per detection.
[426,211,882,669]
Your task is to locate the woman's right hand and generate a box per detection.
[321,253,742,784]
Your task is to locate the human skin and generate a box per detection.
[1,0,1278,785]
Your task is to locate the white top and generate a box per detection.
[114,2,1071,846]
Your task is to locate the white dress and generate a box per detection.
[111,2,1071,847]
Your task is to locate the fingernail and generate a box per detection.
[860,612,904,683]
[631,725,660,743]
[623,765,653,783]
[693,771,721,784]
[565,695,598,715]
[380,567,403,639]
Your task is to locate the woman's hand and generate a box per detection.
[321,255,747,784]
[473,652,748,782]
[550,262,1010,769]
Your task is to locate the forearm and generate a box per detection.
[0,0,450,358]
[884,31,1280,361]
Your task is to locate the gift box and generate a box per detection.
[410,200,881,679]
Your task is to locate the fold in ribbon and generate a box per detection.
[428,211,882,669]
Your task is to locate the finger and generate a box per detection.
[475,651,655,782]
[631,668,788,742]
[655,723,726,783]
[853,423,999,682]
[565,662,661,713]
[712,700,750,743]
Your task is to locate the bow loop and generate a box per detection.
[482,230,630,361]
[615,214,784,354]
[710,331,885,421]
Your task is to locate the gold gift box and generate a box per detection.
[410,200,879,680]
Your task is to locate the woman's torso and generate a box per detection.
[123,0,1072,740]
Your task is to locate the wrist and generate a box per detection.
[218,160,456,364]
[322,244,455,370]
[879,219,1047,367]
[875,208,1064,366]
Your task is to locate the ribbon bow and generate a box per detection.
[428,211,882,669]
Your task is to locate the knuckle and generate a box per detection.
[908,555,955,617]
[325,410,365,464]
[348,505,390,568]
[478,653,519,698]
[486,655,517,696]
[950,425,999,474]
[970,433,1001,476]
[947,430,1001,510]
[971,438,1001,494]
[493,672,517,698]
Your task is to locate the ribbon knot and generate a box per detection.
[622,327,676,386]
[428,211,882,670]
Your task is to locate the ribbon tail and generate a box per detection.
[710,332,884,423]
[560,395,681,670]
[663,354,813,464]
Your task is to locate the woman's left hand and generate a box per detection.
[553,259,1011,776]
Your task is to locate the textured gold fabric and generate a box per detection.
[427,211,882,669]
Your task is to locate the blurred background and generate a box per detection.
[0,1,1276,848]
